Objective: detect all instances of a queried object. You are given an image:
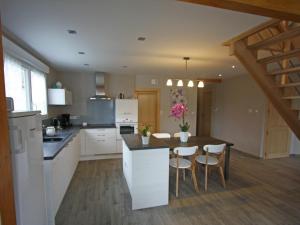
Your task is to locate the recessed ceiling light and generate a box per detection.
[137,37,146,41]
[232,65,236,69]
[78,51,85,55]
[67,29,77,34]
[218,74,222,77]
[84,63,89,66]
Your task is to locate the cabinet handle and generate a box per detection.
[97,134,105,137]
[96,139,105,142]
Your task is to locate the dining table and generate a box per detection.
[162,136,234,180]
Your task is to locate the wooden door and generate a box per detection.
[135,89,160,133]
[197,89,212,136]
[264,103,291,159]
[0,17,17,225]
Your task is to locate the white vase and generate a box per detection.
[180,132,189,143]
[142,136,150,145]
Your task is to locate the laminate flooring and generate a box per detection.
[56,150,300,225]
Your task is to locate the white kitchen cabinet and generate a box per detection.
[48,88,72,105]
[115,99,138,123]
[44,132,80,225]
[80,128,117,156]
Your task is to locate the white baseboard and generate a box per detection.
[80,153,122,161]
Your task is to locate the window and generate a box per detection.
[4,55,48,115]
[31,70,47,115]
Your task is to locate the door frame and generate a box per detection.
[0,16,17,225]
[135,88,160,132]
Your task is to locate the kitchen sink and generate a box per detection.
[43,137,64,143]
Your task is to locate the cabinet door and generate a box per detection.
[116,139,123,153]
[85,136,116,154]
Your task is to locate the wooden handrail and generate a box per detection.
[223,19,280,46]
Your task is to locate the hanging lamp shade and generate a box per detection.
[177,80,183,87]
[166,79,173,86]
[187,80,194,87]
[198,81,204,88]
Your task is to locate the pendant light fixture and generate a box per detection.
[177,80,183,87]
[187,80,194,87]
[166,79,173,86]
[166,56,205,88]
[198,80,204,88]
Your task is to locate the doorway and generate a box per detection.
[197,89,212,136]
[135,89,160,133]
[264,102,291,159]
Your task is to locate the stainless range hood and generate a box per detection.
[89,72,112,100]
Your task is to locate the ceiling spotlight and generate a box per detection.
[137,37,146,41]
[232,65,236,69]
[177,80,183,87]
[198,81,204,88]
[218,74,222,77]
[78,52,85,55]
[187,80,194,87]
[67,29,77,34]
[166,79,173,86]
[84,63,89,66]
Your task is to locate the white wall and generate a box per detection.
[211,74,267,157]
[48,72,198,135]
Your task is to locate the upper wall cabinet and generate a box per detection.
[48,89,72,105]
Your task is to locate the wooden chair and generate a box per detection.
[195,144,226,191]
[173,132,192,137]
[152,133,171,138]
[169,146,199,197]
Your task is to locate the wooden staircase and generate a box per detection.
[223,19,300,140]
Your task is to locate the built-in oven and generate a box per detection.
[116,122,138,153]
[120,125,135,134]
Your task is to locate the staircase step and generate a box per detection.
[277,82,300,88]
[248,26,300,50]
[268,66,300,76]
[258,49,300,64]
[282,96,300,100]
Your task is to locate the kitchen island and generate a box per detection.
[122,134,170,210]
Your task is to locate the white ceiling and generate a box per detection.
[1,0,268,78]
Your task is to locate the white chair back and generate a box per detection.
[174,132,192,137]
[152,133,171,138]
[203,144,226,154]
[174,146,198,156]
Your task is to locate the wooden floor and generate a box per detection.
[56,151,300,225]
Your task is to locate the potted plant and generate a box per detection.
[140,125,151,145]
[170,103,190,142]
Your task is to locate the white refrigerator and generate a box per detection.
[8,111,47,225]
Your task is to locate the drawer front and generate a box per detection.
[84,128,116,135]
[85,137,116,155]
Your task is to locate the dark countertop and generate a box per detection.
[80,124,116,129]
[121,134,169,150]
[122,135,234,151]
[43,124,117,160]
[43,127,80,160]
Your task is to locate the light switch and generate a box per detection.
[151,79,157,85]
